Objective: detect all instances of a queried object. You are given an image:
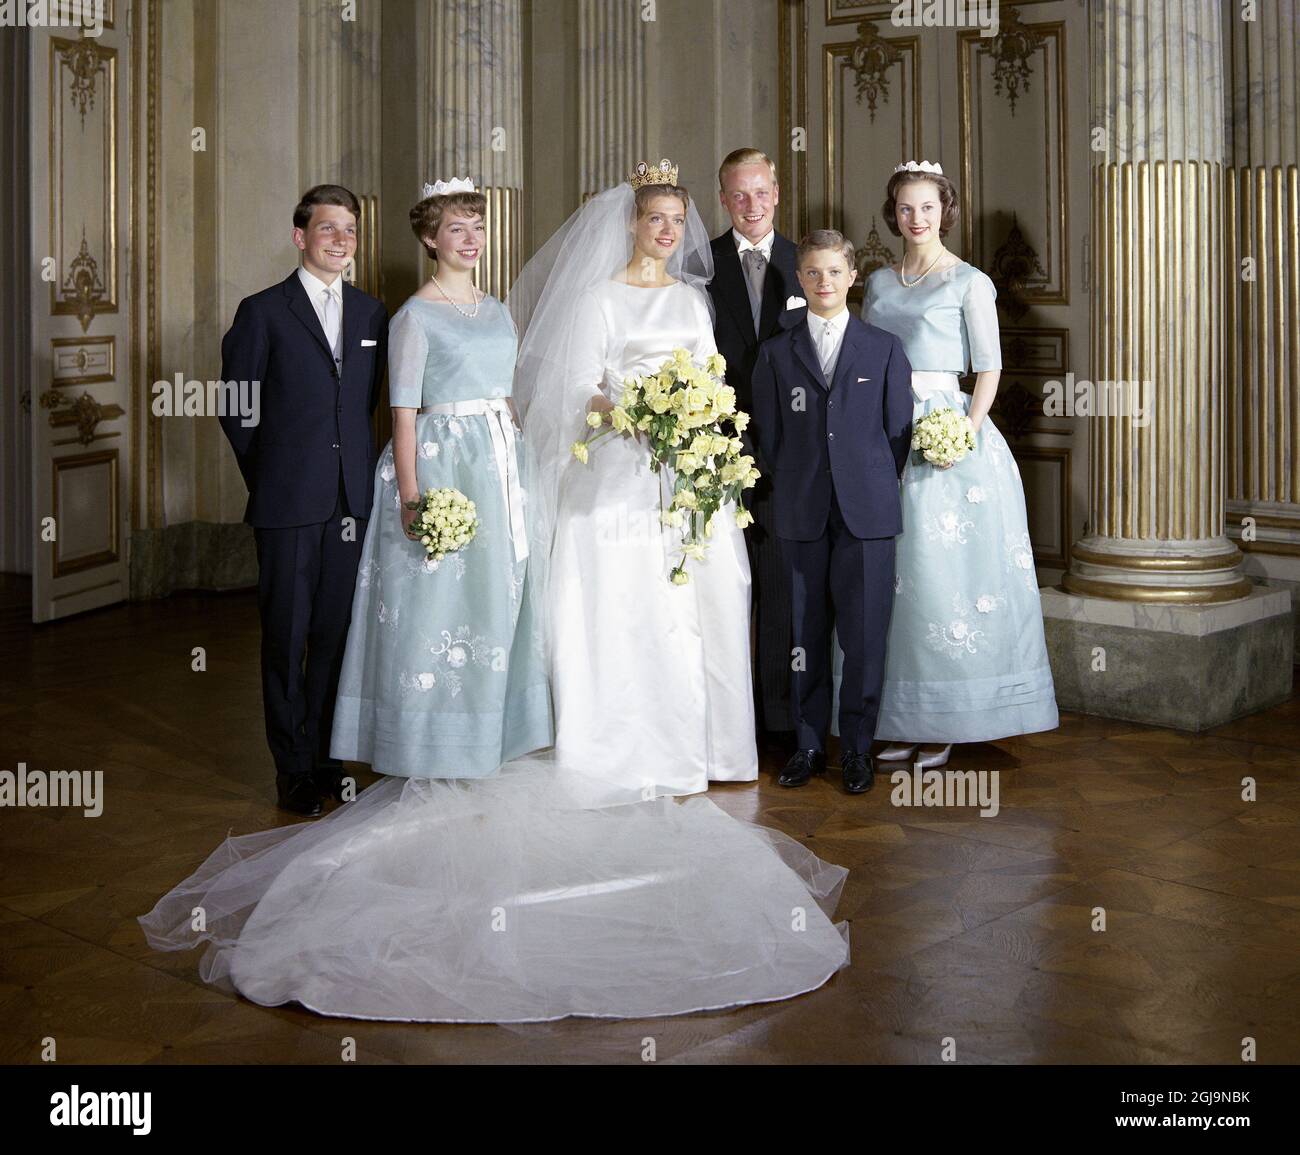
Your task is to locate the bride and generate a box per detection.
[522,160,758,804]
[137,162,850,1023]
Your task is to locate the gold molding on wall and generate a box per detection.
[823,0,1060,26]
[958,16,1068,305]
[51,335,115,386]
[49,35,118,331]
[824,28,921,235]
[51,448,120,578]
[1014,444,1071,569]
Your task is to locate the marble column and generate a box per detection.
[1040,0,1292,730]
[299,0,383,294]
[418,0,524,298]
[1222,0,1300,638]
[579,0,647,199]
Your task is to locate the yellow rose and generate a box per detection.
[670,568,690,585]
[570,440,589,464]
[706,352,726,376]
[735,507,755,528]
[586,411,604,428]
[610,406,634,434]
[733,411,750,432]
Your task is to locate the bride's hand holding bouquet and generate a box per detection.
[572,347,760,582]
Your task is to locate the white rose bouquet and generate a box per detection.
[911,407,976,468]
[571,348,760,583]
[405,486,478,561]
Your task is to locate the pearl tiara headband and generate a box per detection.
[893,160,944,175]
[422,177,477,198]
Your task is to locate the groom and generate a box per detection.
[707,148,799,743]
[218,184,389,817]
[750,229,912,793]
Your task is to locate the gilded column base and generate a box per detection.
[1061,535,1254,604]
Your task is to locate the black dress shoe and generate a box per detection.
[778,749,826,787]
[841,749,875,794]
[276,772,324,817]
[313,763,351,803]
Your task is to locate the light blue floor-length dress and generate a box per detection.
[330,295,552,776]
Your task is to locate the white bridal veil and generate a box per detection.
[509,181,714,661]
[137,179,851,1023]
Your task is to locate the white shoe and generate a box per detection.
[914,744,953,769]
[876,743,919,762]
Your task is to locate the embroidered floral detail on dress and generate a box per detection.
[965,486,986,504]
[1006,531,1038,592]
[925,593,987,659]
[975,593,1004,613]
[419,441,440,459]
[925,508,974,547]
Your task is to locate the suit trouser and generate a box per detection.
[253,475,366,777]
[781,493,896,753]
[745,476,794,733]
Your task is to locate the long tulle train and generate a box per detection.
[139,757,850,1022]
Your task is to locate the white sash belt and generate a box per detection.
[419,398,528,563]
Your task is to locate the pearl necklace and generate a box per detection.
[900,247,945,288]
[430,273,481,317]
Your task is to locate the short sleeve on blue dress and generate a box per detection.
[387,308,430,408]
[963,270,1002,373]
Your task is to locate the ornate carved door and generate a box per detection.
[778,0,1090,582]
[28,1,133,621]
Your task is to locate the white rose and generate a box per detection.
[966,486,985,503]
[976,595,996,613]
[416,672,435,690]
[447,643,469,668]
[419,441,440,459]
[951,621,968,640]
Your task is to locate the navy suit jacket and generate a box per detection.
[707,230,799,422]
[219,271,388,529]
[751,311,913,541]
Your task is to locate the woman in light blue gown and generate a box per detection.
[860,162,1058,767]
[330,181,552,777]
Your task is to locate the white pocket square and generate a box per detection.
[857,376,870,383]
[785,296,807,310]
[361,339,378,347]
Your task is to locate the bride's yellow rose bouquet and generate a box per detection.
[571,348,760,583]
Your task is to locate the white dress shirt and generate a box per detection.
[298,265,344,363]
[809,306,850,382]
[732,228,775,260]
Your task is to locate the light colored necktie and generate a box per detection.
[818,319,835,376]
[321,287,341,362]
[741,248,766,333]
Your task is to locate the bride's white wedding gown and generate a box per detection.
[551,280,757,804]
[139,270,851,1025]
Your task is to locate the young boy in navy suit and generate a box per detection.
[750,230,912,793]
